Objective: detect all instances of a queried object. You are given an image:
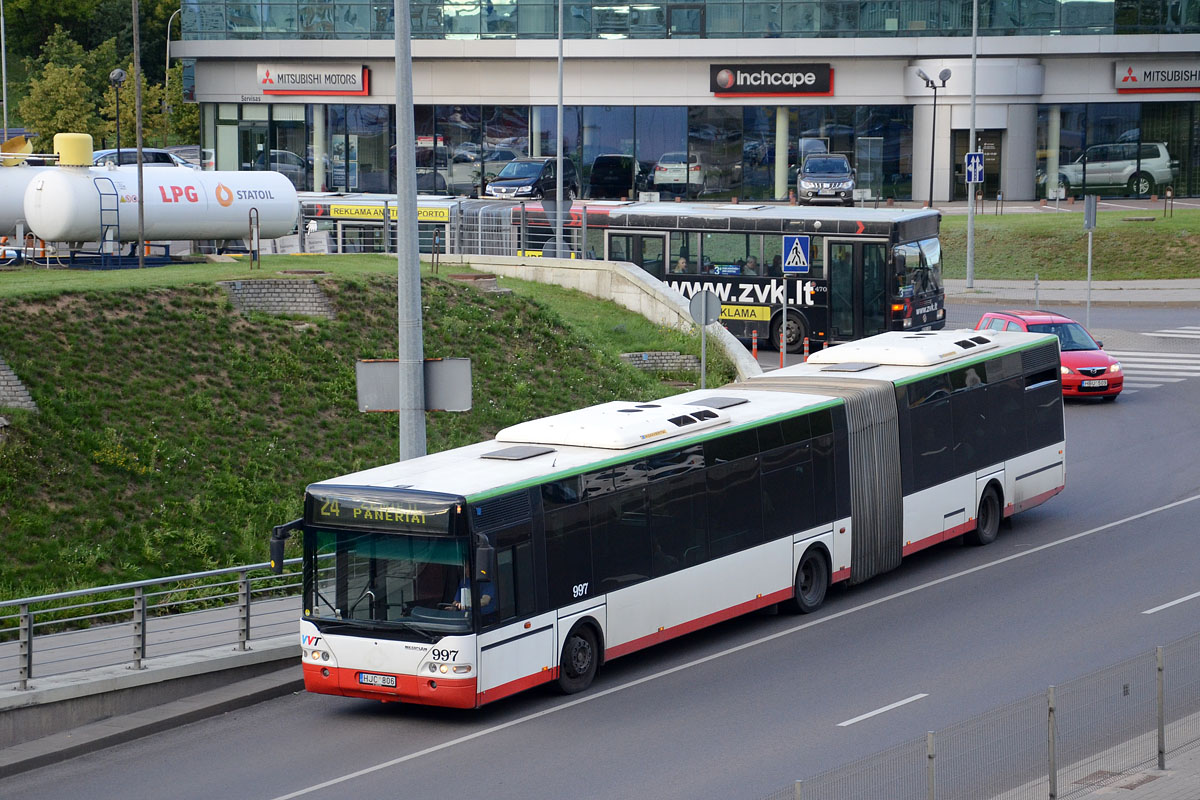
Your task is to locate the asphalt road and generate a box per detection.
[9,311,1200,800]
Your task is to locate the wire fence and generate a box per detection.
[0,559,302,690]
[762,631,1200,800]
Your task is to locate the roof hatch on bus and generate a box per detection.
[495,400,731,450]
[805,330,999,368]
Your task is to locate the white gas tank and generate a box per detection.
[0,166,54,237]
[24,166,299,242]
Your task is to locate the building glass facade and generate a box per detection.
[184,0,1200,40]
[225,101,922,200]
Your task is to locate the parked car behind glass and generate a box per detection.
[1055,142,1178,196]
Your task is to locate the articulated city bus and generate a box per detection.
[273,328,1064,709]
[299,196,945,352]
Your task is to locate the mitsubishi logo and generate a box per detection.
[1122,67,1137,82]
[261,69,275,85]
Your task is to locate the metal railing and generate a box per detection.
[0,559,303,690]
[763,630,1200,800]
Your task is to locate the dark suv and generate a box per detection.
[484,157,580,200]
[797,154,855,206]
[587,154,646,199]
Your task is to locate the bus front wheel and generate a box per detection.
[965,486,1001,546]
[557,625,598,694]
[784,548,829,614]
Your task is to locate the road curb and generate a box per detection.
[0,666,303,779]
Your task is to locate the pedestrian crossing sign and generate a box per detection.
[782,235,810,274]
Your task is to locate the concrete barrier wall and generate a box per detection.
[436,254,763,382]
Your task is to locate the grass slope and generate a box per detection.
[0,273,733,598]
[939,209,1200,280]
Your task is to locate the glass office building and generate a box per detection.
[176,0,1200,201]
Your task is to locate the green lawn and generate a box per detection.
[939,209,1200,281]
[0,262,733,598]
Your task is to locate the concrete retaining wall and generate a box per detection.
[218,279,336,318]
[0,357,37,412]
[620,351,702,372]
[437,254,762,382]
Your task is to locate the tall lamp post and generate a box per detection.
[164,8,181,146]
[110,68,127,158]
[916,67,950,207]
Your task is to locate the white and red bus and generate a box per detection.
[274,328,1065,708]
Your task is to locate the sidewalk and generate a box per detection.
[944,278,1200,307]
[1067,744,1200,799]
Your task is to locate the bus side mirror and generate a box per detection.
[475,544,496,584]
[270,519,302,575]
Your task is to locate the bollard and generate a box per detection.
[802,336,809,362]
[751,329,758,359]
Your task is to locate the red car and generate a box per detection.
[975,310,1123,401]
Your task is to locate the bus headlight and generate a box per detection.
[439,664,450,674]
[452,665,472,674]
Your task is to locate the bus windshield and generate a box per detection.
[307,529,472,636]
[894,237,943,296]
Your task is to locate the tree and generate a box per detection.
[164,63,200,146]
[24,25,121,104]
[99,64,166,149]
[17,63,103,151]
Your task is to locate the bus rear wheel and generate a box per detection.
[965,486,1001,546]
[557,625,598,694]
[784,548,829,614]
[771,314,809,355]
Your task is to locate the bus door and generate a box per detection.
[608,233,666,280]
[827,239,890,341]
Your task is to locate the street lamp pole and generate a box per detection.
[917,68,951,207]
[110,68,127,158]
[164,8,181,146]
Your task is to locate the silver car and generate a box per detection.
[1056,142,1178,196]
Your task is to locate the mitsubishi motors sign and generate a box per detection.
[710,63,833,97]
[256,63,370,96]
[1115,60,1200,92]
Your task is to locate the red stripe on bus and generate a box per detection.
[1017,484,1064,514]
[604,587,793,661]
[832,567,851,583]
[476,668,558,705]
[303,663,478,708]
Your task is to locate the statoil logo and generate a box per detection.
[215,183,234,207]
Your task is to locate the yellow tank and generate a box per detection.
[54,133,94,167]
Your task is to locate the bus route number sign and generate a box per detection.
[782,235,811,275]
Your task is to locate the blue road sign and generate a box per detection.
[965,151,984,185]
[782,235,810,274]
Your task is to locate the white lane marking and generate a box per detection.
[1106,351,1200,359]
[1143,590,1200,615]
[1121,364,1200,372]
[1120,375,1188,382]
[1099,201,1144,210]
[267,492,1200,800]
[1144,333,1200,340]
[1121,384,1158,390]
[838,694,929,727]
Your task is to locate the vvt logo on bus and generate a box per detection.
[302,634,321,647]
